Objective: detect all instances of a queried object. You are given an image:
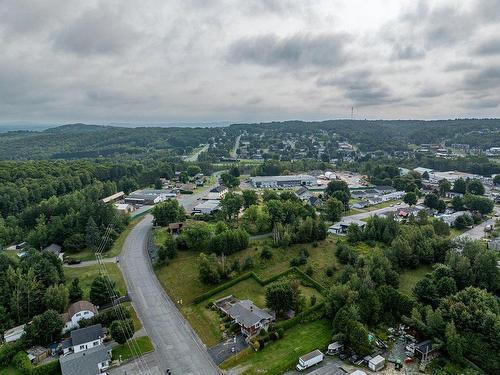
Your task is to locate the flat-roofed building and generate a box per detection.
[250,174,316,188]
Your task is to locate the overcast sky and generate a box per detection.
[1,0,499,125]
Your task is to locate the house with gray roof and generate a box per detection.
[214,296,274,338]
[43,243,63,260]
[59,345,111,375]
[70,324,105,354]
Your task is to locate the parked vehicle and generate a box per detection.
[296,350,324,371]
[64,258,81,265]
[327,342,343,355]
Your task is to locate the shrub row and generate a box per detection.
[13,352,61,375]
[275,302,325,331]
[194,266,328,304]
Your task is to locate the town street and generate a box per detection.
[458,206,500,240]
[120,215,220,375]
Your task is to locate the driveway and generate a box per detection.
[120,215,220,375]
[208,334,248,365]
[109,353,162,375]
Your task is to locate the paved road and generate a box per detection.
[230,135,241,159]
[185,144,209,162]
[458,206,500,240]
[344,202,409,221]
[109,353,162,375]
[120,215,220,375]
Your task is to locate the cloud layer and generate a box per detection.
[0,0,499,123]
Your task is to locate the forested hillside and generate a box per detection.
[0,123,237,160]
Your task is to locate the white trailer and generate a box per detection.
[296,349,324,371]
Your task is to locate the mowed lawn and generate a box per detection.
[0,368,22,375]
[112,336,154,361]
[154,235,339,306]
[184,276,324,347]
[220,319,332,375]
[64,263,127,299]
[398,265,433,295]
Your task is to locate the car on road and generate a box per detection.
[64,258,81,265]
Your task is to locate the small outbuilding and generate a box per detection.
[368,355,386,371]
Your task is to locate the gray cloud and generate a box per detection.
[227,33,349,69]
[475,38,500,56]
[54,5,140,55]
[417,87,446,98]
[464,66,500,91]
[445,62,479,72]
[317,70,397,106]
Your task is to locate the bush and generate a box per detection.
[13,352,32,375]
[260,247,273,260]
[109,319,134,344]
[242,256,254,270]
[325,267,334,277]
[310,295,317,306]
[0,342,22,367]
[32,360,62,375]
[305,266,314,276]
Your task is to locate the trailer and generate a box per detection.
[296,349,324,371]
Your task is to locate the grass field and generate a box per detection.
[220,319,332,375]
[71,217,142,261]
[64,263,127,299]
[0,368,21,375]
[111,336,154,361]
[155,236,338,306]
[184,276,324,346]
[398,265,433,295]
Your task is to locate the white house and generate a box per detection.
[70,324,105,354]
[3,324,25,343]
[62,301,98,332]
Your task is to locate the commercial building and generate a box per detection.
[124,189,176,205]
[250,174,316,188]
[192,200,221,215]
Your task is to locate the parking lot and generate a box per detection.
[284,356,351,375]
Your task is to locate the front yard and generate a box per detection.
[64,263,127,299]
[220,319,332,375]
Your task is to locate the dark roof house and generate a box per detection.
[71,324,104,347]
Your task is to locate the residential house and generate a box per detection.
[70,324,105,354]
[405,340,435,361]
[62,301,98,332]
[59,345,111,375]
[215,296,274,338]
[3,324,25,343]
[374,186,396,195]
[114,203,135,214]
[204,185,228,200]
[438,211,468,226]
[328,219,366,235]
[43,243,63,261]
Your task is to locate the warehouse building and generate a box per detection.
[250,174,316,188]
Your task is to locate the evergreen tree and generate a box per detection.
[85,217,100,251]
[69,278,83,302]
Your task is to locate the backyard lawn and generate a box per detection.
[220,319,332,375]
[64,263,127,299]
[398,265,433,295]
[154,236,338,305]
[112,336,154,361]
[182,276,324,347]
[0,368,22,375]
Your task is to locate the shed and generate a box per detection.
[26,346,48,364]
[368,355,385,371]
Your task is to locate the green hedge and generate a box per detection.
[275,302,325,331]
[193,267,328,304]
[0,342,23,367]
[192,272,254,304]
[12,352,61,375]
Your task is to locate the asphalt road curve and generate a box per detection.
[120,214,220,375]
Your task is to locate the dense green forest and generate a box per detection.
[0,124,238,160]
